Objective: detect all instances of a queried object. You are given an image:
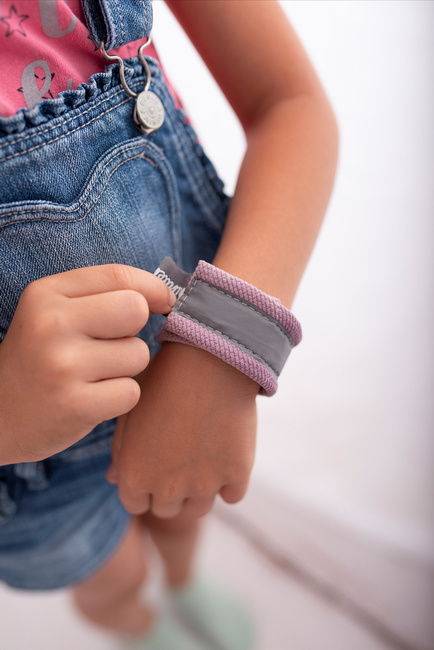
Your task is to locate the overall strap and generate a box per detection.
[81,0,153,51]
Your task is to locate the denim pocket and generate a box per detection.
[0,137,182,341]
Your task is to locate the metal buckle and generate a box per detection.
[100,35,152,97]
[100,36,165,134]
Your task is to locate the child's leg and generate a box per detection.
[139,510,201,588]
[141,510,255,650]
[72,516,154,637]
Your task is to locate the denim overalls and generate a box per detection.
[0,0,230,589]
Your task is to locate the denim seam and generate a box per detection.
[0,141,145,221]
[143,0,148,32]
[139,148,181,264]
[0,96,134,163]
[168,105,228,226]
[167,111,210,208]
[0,74,150,150]
[0,140,178,229]
[141,154,157,169]
[100,0,116,49]
[0,150,144,228]
[128,83,211,215]
[113,0,125,46]
[164,108,221,218]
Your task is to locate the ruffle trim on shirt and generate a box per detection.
[0,58,159,138]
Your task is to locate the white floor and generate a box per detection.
[1,479,432,650]
[0,524,388,650]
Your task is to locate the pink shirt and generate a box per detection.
[0,0,178,117]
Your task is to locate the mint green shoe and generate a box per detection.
[125,614,210,650]
[169,576,255,650]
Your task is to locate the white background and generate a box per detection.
[153,0,434,563]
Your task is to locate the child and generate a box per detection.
[0,0,338,648]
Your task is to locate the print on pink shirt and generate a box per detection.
[0,4,29,37]
[18,63,56,109]
[39,0,77,38]
[0,0,179,117]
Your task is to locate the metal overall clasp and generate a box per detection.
[100,35,165,135]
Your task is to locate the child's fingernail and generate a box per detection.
[106,466,118,483]
[169,290,177,308]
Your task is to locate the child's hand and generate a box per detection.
[0,265,174,465]
[107,342,259,518]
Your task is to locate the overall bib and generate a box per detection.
[0,0,229,589]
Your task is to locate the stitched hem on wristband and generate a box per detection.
[172,309,280,377]
[177,277,295,348]
[157,313,278,396]
[194,261,302,345]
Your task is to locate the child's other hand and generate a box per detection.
[0,265,174,465]
[108,342,259,517]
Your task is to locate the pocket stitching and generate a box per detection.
[0,95,131,164]
[0,140,163,227]
[0,87,126,150]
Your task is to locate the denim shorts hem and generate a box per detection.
[0,474,131,591]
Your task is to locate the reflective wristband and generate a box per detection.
[154,257,302,396]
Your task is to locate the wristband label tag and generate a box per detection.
[154,257,192,300]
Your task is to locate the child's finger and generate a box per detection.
[84,377,141,423]
[183,495,216,518]
[114,434,153,514]
[149,495,184,519]
[73,290,151,339]
[82,337,150,381]
[117,480,152,515]
[41,264,176,313]
[106,465,118,484]
[219,481,249,505]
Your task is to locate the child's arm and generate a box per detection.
[109,0,338,517]
[169,0,338,307]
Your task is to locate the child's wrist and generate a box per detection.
[155,258,302,396]
[160,341,260,398]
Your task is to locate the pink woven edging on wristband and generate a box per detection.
[157,313,278,396]
[194,261,302,345]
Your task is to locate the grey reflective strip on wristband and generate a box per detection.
[154,256,295,376]
[174,279,293,376]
